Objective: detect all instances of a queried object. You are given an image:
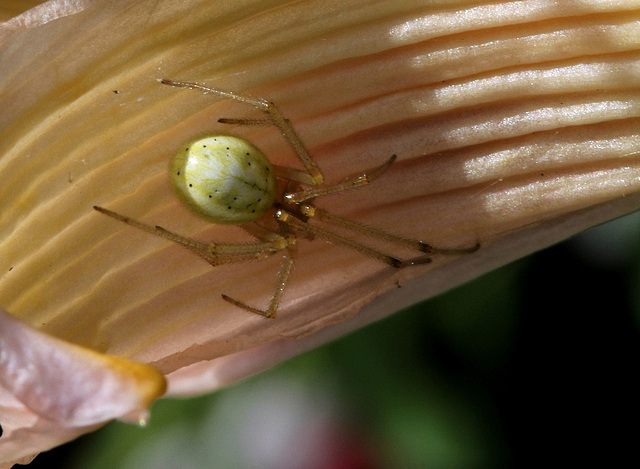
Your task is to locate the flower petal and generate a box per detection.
[0,309,166,466]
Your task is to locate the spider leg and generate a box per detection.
[160,79,323,186]
[217,117,291,127]
[93,206,288,266]
[284,153,479,256]
[299,205,480,256]
[222,243,296,319]
[275,208,413,268]
[284,155,396,203]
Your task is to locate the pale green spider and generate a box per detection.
[94,79,479,318]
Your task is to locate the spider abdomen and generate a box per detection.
[170,135,277,224]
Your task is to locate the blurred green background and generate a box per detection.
[27,211,640,468]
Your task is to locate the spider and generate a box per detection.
[94,79,479,318]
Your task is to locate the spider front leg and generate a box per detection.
[284,155,397,204]
[284,155,480,258]
[275,208,431,268]
[299,205,480,257]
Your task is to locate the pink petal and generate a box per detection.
[0,309,166,466]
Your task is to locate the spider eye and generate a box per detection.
[169,135,277,224]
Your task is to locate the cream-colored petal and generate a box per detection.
[0,0,639,411]
[0,309,166,466]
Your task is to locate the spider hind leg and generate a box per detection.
[222,243,296,319]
